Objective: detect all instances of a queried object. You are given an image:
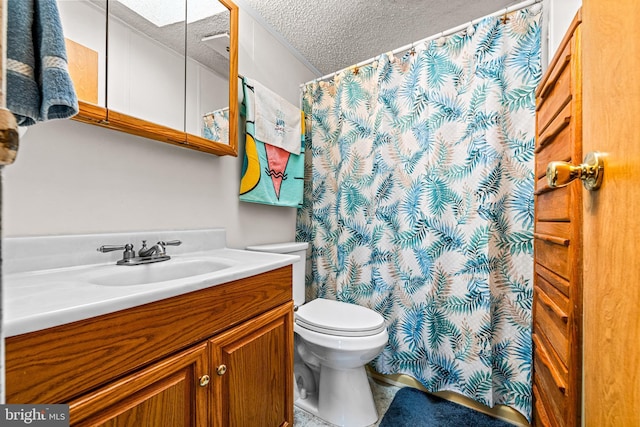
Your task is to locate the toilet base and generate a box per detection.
[295,364,378,427]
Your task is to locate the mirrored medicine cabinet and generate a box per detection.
[58,0,239,156]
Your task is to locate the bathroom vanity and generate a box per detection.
[4,230,296,426]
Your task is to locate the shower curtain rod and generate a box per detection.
[300,0,541,87]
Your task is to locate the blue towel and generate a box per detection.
[7,0,78,126]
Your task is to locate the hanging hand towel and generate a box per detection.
[245,78,301,155]
[240,78,305,208]
[6,0,78,126]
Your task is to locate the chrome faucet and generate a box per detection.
[138,240,162,257]
[98,240,182,265]
[138,240,182,257]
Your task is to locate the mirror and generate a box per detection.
[61,0,238,156]
[186,1,231,145]
[58,0,107,120]
[107,0,187,133]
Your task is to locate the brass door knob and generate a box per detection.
[546,151,604,191]
[216,364,227,376]
[199,375,210,387]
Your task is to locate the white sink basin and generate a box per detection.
[88,257,233,286]
[4,238,300,338]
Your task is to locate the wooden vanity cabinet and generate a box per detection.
[5,266,294,427]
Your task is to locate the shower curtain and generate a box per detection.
[297,7,541,420]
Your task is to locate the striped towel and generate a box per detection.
[7,0,78,126]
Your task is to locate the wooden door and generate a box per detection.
[533,11,583,427]
[209,302,294,427]
[581,0,640,425]
[68,342,209,427]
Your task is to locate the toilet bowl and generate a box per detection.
[295,298,388,426]
[247,242,389,427]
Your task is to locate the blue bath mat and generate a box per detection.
[379,387,514,427]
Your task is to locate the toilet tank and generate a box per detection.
[246,242,308,307]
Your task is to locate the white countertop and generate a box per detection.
[3,230,299,337]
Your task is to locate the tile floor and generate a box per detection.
[293,379,401,427]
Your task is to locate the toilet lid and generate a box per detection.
[295,299,386,337]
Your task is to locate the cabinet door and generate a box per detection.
[209,303,294,427]
[68,342,209,427]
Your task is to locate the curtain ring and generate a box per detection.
[466,23,475,36]
[501,9,510,24]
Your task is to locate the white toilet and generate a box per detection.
[247,242,389,427]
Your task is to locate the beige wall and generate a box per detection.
[1,9,317,249]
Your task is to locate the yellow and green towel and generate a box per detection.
[240,78,305,208]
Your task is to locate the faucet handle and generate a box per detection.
[97,243,136,260]
[98,244,131,253]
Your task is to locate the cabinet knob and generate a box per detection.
[216,364,227,376]
[546,151,604,191]
[199,375,210,387]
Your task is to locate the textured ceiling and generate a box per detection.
[238,0,525,77]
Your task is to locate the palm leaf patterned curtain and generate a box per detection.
[297,7,541,420]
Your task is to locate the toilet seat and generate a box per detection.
[295,298,386,337]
